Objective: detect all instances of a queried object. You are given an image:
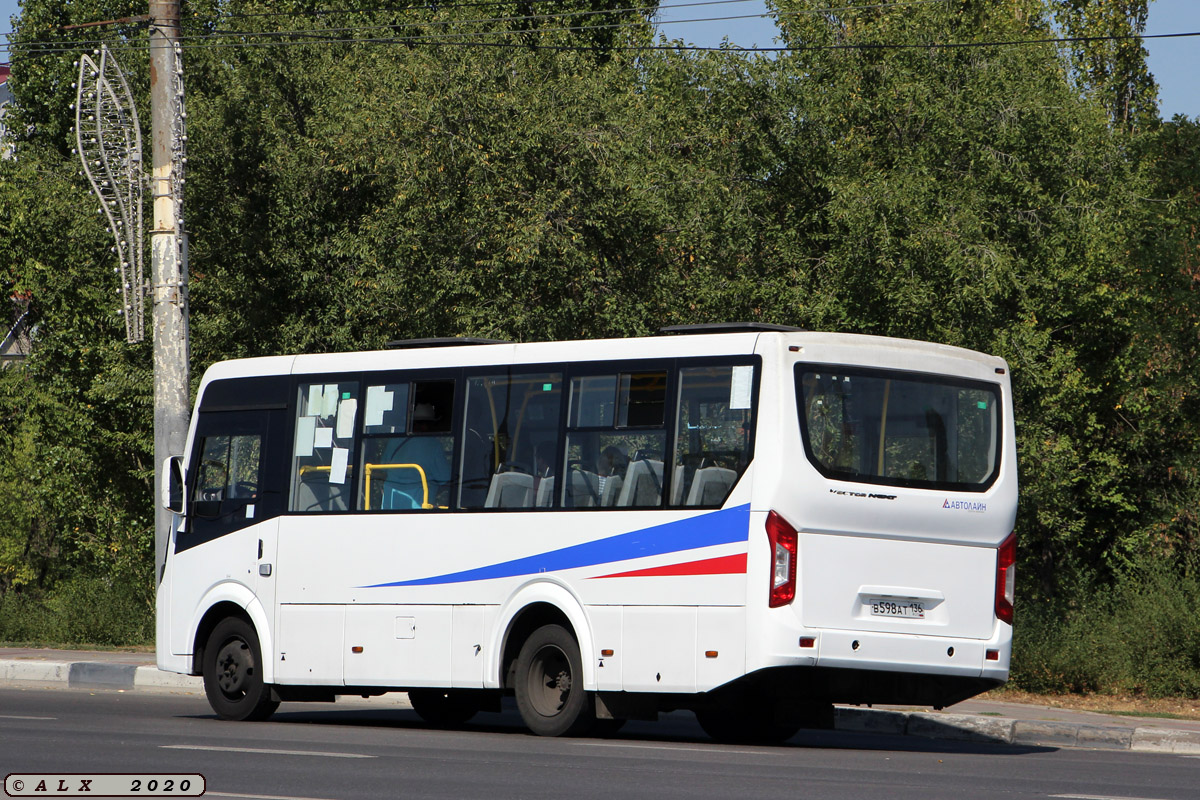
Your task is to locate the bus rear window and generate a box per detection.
[796,365,1000,492]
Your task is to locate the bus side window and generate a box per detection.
[564,371,668,509]
[359,379,457,511]
[193,433,262,517]
[671,365,755,507]
[290,381,359,513]
[459,371,563,510]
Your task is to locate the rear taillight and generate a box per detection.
[995,531,1016,625]
[765,510,798,608]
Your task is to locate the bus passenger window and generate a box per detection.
[459,371,562,510]
[671,365,755,507]
[359,379,457,511]
[565,370,667,509]
[290,381,359,513]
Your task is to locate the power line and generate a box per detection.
[11,28,1192,56]
[209,0,765,22]
[0,0,954,42]
[202,0,949,23]
[3,8,1197,58]
[179,0,963,39]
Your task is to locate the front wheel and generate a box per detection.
[202,617,279,721]
[513,624,594,736]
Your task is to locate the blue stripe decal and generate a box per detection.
[362,503,751,588]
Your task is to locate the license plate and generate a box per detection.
[868,598,925,619]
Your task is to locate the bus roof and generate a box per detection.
[195,330,1006,390]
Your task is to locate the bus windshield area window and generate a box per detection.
[797,367,1000,492]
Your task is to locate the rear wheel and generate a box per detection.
[408,689,479,727]
[202,617,279,721]
[513,624,594,736]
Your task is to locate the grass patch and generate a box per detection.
[986,688,1200,720]
[1010,555,1200,699]
[1095,709,1196,720]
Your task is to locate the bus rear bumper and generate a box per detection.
[812,628,1009,681]
[715,664,1004,710]
[747,625,1010,708]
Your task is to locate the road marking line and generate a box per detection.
[207,793,341,800]
[0,714,56,720]
[1051,795,1175,800]
[161,745,374,759]
[575,742,780,756]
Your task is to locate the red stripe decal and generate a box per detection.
[589,553,747,579]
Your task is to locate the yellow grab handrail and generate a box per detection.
[363,462,431,510]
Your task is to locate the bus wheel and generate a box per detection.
[203,617,280,722]
[695,708,800,745]
[514,624,594,737]
[408,689,479,727]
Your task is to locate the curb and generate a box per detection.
[3,658,1198,753]
[0,659,202,692]
[834,706,1200,754]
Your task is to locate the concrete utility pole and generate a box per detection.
[149,0,189,585]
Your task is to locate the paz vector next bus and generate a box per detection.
[157,324,1017,741]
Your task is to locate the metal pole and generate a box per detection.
[149,0,189,586]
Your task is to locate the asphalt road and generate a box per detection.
[1,686,1197,800]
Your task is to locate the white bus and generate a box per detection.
[157,324,1017,741]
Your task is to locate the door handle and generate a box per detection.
[258,539,263,559]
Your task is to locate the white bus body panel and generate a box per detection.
[160,332,1015,705]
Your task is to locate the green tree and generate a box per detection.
[1050,0,1158,128]
[3,0,1200,654]
[769,0,1198,596]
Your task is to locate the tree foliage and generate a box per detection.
[2,0,1199,642]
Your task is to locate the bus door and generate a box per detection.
[172,408,287,654]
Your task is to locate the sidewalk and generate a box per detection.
[3,647,1199,753]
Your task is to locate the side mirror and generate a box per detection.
[162,455,185,514]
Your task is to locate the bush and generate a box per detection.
[1010,555,1200,698]
[0,575,153,647]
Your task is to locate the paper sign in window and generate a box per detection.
[313,426,333,449]
[365,385,393,427]
[730,366,753,410]
[321,384,339,418]
[294,416,317,457]
[337,398,357,439]
[305,385,323,416]
[329,447,349,485]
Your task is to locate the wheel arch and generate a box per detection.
[189,584,274,682]
[491,580,594,691]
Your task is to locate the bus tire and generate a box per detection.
[408,689,479,727]
[202,617,280,722]
[695,707,800,745]
[513,624,594,737]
